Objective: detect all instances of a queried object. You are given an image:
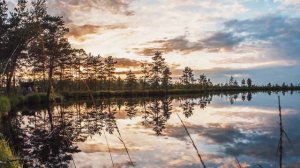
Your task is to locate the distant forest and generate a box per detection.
[0,0,298,99]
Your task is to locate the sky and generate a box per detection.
[7,0,300,84]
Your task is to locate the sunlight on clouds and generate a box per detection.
[42,0,300,83]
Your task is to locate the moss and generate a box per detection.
[0,139,21,168]
[0,97,11,113]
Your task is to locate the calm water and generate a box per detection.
[1,91,300,168]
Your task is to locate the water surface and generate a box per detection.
[2,91,300,168]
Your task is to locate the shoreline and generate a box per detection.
[1,86,299,112]
[62,86,300,100]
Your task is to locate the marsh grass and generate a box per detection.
[0,138,21,168]
[0,97,11,113]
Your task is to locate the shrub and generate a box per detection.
[0,97,11,113]
[26,93,63,104]
[8,96,25,108]
[26,93,42,104]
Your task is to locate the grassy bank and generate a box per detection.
[0,138,21,168]
[62,86,300,100]
[0,93,63,113]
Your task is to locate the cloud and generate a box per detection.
[224,16,300,60]
[202,32,244,52]
[282,0,300,5]
[67,24,128,40]
[163,111,300,166]
[153,36,204,54]
[165,123,245,144]
[131,47,173,57]
[132,32,243,56]
[114,58,143,68]
[48,0,134,23]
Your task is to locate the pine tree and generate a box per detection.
[149,51,166,89]
[161,67,172,91]
[233,80,238,87]
[73,49,87,90]
[180,67,194,86]
[116,76,123,90]
[42,15,69,100]
[0,0,8,53]
[229,76,234,86]
[198,74,208,87]
[104,56,117,91]
[241,78,246,87]
[4,0,33,93]
[94,55,105,90]
[0,0,8,86]
[28,0,48,91]
[125,70,137,91]
[247,78,252,87]
[140,62,150,90]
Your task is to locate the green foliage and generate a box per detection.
[180,67,194,86]
[26,93,44,104]
[104,56,117,91]
[149,51,166,89]
[125,70,137,91]
[8,95,25,107]
[247,78,252,87]
[0,138,21,168]
[0,96,10,113]
[161,67,172,90]
[241,79,246,87]
[25,93,63,104]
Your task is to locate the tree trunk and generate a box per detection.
[6,73,12,94]
[47,105,54,131]
[43,62,46,92]
[47,56,54,102]
[5,60,17,94]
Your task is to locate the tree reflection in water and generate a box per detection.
[9,106,80,167]
[6,101,119,167]
[3,92,296,167]
[4,95,216,167]
[125,98,138,119]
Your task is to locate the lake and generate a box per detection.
[1,91,300,168]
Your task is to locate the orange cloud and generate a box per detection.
[131,33,242,56]
[49,0,134,23]
[114,58,143,68]
[66,24,128,41]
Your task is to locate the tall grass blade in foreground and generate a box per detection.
[276,96,294,168]
[277,96,283,168]
[235,157,242,168]
[104,130,114,167]
[177,113,206,168]
[83,80,115,167]
[83,80,134,167]
[116,126,135,167]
